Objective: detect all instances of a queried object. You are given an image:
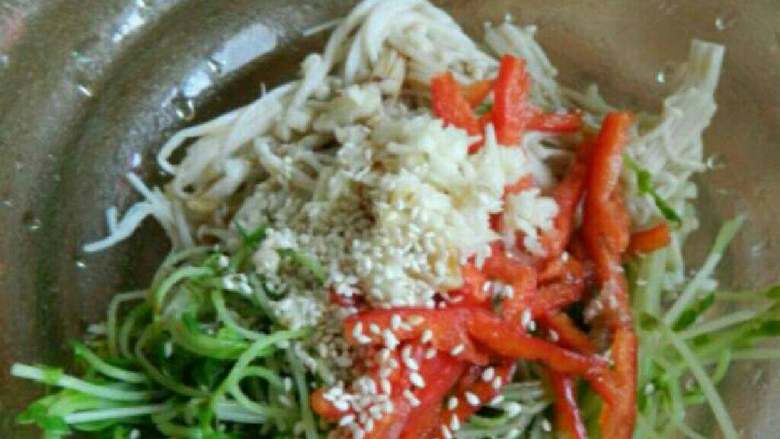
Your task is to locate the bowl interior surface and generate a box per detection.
[0,0,778,437]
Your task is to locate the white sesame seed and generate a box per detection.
[425,347,437,359]
[508,428,521,438]
[378,348,392,362]
[465,391,480,406]
[450,344,465,356]
[489,394,505,406]
[450,296,464,303]
[520,309,532,328]
[447,396,459,410]
[388,358,399,369]
[441,425,453,439]
[381,379,392,395]
[369,405,384,420]
[503,285,515,298]
[450,414,461,431]
[357,334,372,344]
[492,377,503,389]
[404,356,419,371]
[334,400,350,411]
[364,418,375,433]
[353,322,364,339]
[129,429,140,439]
[421,329,433,343]
[339,414,356,427]
[504,402,522,417]
[369,323,381,335]
[279,395,293,407]
[380,368,392,379]
[410,372,426,388]
[403,390,421,407]
[391,314,402,330]
[383,329,399,350]
[481,367,495,382]
[408,315,424,326]
[351,425,365,439]
[548,330,559,342]
[541,418,552,432]
[527,319,537,331]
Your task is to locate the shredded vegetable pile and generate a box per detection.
[12,1,780,438]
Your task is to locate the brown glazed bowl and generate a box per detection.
[0,0,778,437]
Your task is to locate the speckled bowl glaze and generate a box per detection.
[0,1,778,437]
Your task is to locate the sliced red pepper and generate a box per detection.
[527,109,583,133]
[492,55,532,145]
[582,112,634,322]
[537,254,584,284]
[541,312,596,355]
[460,79,494,108]
[482,248,533,285]
[466,309,609,380]
[492,55,582,145]
[628,223,671,255]
[367,397,412,439]
[583,114,633,273]
[344,308,489,365]
[448,262,489,307]
[530,279,585,318]
[439,360,516,432]
[431,72,483,153]
[549,370,589,439]
[539,142,590,259]
[400,353,466,439]
[501,264,537,324]
[599,328,637,439]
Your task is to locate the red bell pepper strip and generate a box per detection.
[448,262,489,307]
[538,143,590,259]
[537,254,584,284]
[530,280,585,318]
[431,72,484,153]
[549,370,589,439]
[598,328,637,439]
[492,55,532,145]
[493,55,582,145]
[439,361,516,433]
[628,222,671,255]
[502,264,538,324]
[527,109,583,133]
[343,308,489,365]
[582,112,634,323]
[583,113,633,277]
[466,309,609,380]
[460,79,494,108]
[481,248,539,322]
[400,353,466,439]
[541,312,596,355]
[482,248,533,285]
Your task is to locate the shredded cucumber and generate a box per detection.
[12,230,321,438]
